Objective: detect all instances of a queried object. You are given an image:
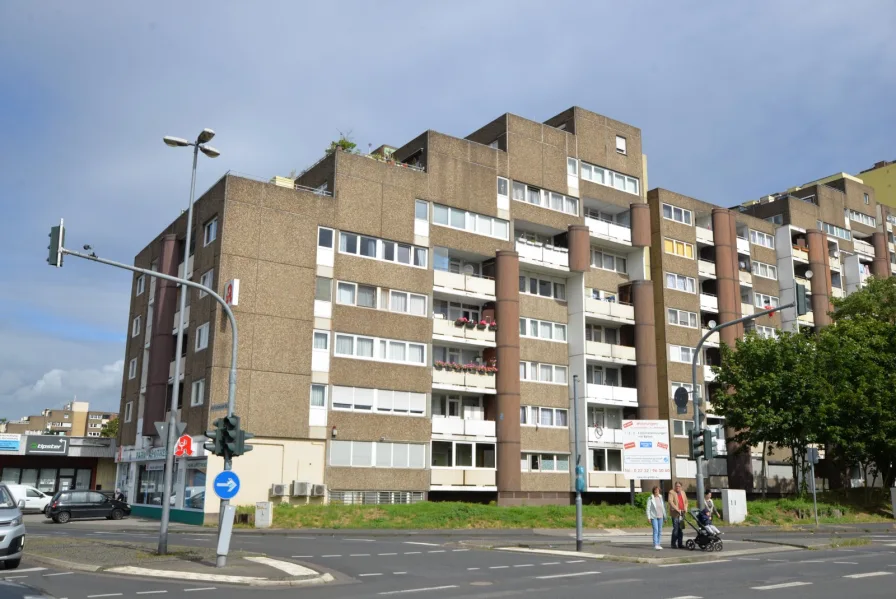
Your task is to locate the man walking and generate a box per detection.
[667,481,688,549]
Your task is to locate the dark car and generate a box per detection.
[46,490,131,523]
[0,580,57,597]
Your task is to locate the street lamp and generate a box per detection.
[157,128,220,555]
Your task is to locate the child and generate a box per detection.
[697,507,721,535]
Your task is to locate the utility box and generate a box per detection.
[721,489,747,523]
[255,501,273,529]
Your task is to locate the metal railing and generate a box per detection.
[225,170,334,197]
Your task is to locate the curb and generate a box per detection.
[24,553,103,573]
[495,544,801,565]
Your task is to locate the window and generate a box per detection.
[765,214,784,226]
[389,290,427,316]
[578,160,640,196]
[667,308,698,328]
[339,232,428,268]
[313,330,329,351]
[195,323,209,351]
[567,157,578,176]
[592,448,623,472]
[190,379,205,407]
[519,273,566,300]
[335,281,377,308]
[318,227,334,249]
[664,238,695,259]
[414,200,428,221]
[522,452,570,472]
[334,333,425,366]
[431,441,495,469]
[332,386,426,415]
[754,325,778,339]
[203,217,218,246]
[330,440,426,468]
[591,248,627,273]
[519,362,568,384]
[135,275,145,296]
[749,229,775,249]
[519,318,567,342]
[124,401,133,423]
[131,316,141,337]
[585,324,620,344]
[665,272,696,293]
[199,269,214,298]
[751,261,777,279]
[509,181,579,216]
[432,203,510,240]
[433,300,481,323]
[754,293,779,309]
[586,364,621,386]
[615,136,627,155]
[315,277,332,302]
[673,419,695,437]
[669,345,699,364]
[848,209,876,227]
[864,193,870,205]
[661,203,692,225]
[520,406,568,428]
[128,358,137,380]
[818,220,851,241]
[497,177,509,197]
[671,382,700,402]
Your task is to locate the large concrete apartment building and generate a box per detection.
[3,401,115,438]
[113,106,895,520]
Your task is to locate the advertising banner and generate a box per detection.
[621,419,671,480]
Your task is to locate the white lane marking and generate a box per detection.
[452,549,469,552]
[834,561,859,564]
[87,595,124,598]
[183,588,216,592]
[9,568,46,573]
[244,556,318,577]
[489,565,509,569]
[4,576,29,579]
[751,582,812,590]
[799,560,826,563]
[667,596,702,599]
[378,585,458,595]
[405,541,440,546]
[767,559,788,562]
[43,572,74,577]
[467,567,480,571]
[350,554,371,557]
[565,559,585,564]
[660,560,730,568]
[360,573,383,577]
[427,550,446,553]
[837,549,856,552]
[136,592,168,595]
[394,572,407,575]
[535,571,601,580]
[514,564,533,568]
[887,544,896,547]
[738,558,760,561]
[843,572,892,579]
[322,554,342,557]
[292,555,313,558]
[541,562,560,565]
[288,536,316,539]
[379,553,398,556]
[346,538,375,542]
[405,551,422,555]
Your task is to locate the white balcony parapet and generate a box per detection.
[698,260,716,278]
[741,302,754,315]
[177,255,194,279]
[854,238,875,259]
[700,293,718,313]
[587,472,628,489]
[832,287,844,298]
[431,468,496,487]
[739,270,752,286]
[515,239,569,270]
[703,365,716,382]
[433,317,496,346]
[736,237,750,254]
[585,342,636,365]
[168,356,185,383]
[792,246,809,262]
[702,329,720,346]
[432,368,497,393]
[172,305,190,334]
[586,384,638,407]
[433,269,495,299]
[830,255,841,271]
[799,311,815,326]
[585,298,635,323]
[432,418,496,438]
[585,217,632,246]
[696,227,714,245]
[587,427,623,444]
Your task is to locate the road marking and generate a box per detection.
[136,592,168,595]
[10,568,47,573]
[452,549,469,552]
[4,576,29,579]
[467,567,480,571]
[513,564,534,568]
[360,573,383,577]
[667,596,702,599]
[43,572,74,577]
[541,562,560,565]
[489,565,509,569]
[427,550,446,553]
[565,560,585,563]
[292,555,313,558]
[738,558,760,561]
[183,588,216,592]
[322,554,342,557]
[346,538,375,542]
[660,560,730,568]
[837,549,856,552]
[378,585,458,595]
[350,554,371,557]
[766,559,788,562]
[288,536,316,539]
[405,541,440,546]
[799,560,825,563]
[405,551,422,555]
[834,562,858,565]
[394,572,407,575]
[535,571,601,580]
[751,582,812,590]
[379,553,398,556]
[87,594,124,598]
[843,572,892,578]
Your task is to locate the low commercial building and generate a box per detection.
[0,435,116,494]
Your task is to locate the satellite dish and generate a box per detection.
[463,264,475,275]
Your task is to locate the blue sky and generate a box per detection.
[0,1,893,419]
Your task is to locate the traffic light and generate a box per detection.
[702,428,715,460]
[236,427,254,456]
[795,282,809,316]
[47,220,65,267]
[204,417,225,456]
[689,428,706,460]
[222,415,240,456]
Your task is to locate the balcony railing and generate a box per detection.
[432,418,496,438]
[177,255,194,279]
[585,298,634,323]
[700,293,718,312]
[702,329,720,345]
[792,246,809,262]
[515,239,569,270]
[736,237,750,254]
[172,305,190,334]
[168,356,185,382]
[741,302,754,315]
[433,269,495,298]
[832,287,844,298]
[739,270,752,285]
[432,367,497,392]
[588,472,628,489]
[696,227,714,245]
[587,427,623,444]
[431,469,496,487]
[585,342,636,364]
[698,260,716,278]
[433,317,496,345]
[703,365,716,382]
[854,239,875,259]
[830,255,841,270]
[585,217,632,246]
[586,384,638,407]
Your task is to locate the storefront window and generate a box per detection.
[38,469,57,493]
[21,469,38,487]
[75,469,91,490]
[184,462,206,510]
[1,468,21,484]
[137,464,169,505]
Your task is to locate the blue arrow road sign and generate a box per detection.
[213,471,240,500]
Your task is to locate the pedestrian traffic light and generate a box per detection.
[702,428,715,460]
[689,428,706,460]
[47,220,65,267]
[204,418,225,456]
[795,282,809,316]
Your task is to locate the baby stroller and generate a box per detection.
[683,509,723,552]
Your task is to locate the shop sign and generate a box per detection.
[0,434,21,452]
[25,435,69,456]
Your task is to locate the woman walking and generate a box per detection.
[646,485,667,550]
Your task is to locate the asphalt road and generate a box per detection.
[7,519,896,599]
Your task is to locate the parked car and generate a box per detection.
[150,486,204,507]
[0,580,57,597]
[3,484,52,514]
[46,490,131,524]
[0,483,27,570]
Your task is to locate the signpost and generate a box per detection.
[214,471,240,500]
[673,386,689,415]
[621,420,672,481]
[807,447,820,528]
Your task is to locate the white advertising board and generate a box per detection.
[622,419,671,480]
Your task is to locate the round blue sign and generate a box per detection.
[213,470,241,500]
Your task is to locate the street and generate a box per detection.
[6,520,896,599]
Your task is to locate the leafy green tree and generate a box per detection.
[325,135,357,155]
[101,417,119,439]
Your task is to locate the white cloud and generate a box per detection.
[8,360,123,413]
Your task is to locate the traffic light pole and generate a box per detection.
[691,302,794,510]
[57,245,239,560]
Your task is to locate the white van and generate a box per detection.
[0,483,26,570]
[3,485,51,514]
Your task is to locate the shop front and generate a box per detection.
[0,435,116,494]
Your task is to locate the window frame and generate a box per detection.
[203,217,218,247]
[519,318,567,343]
[338,231,428,269]
[431,203,510,240]
[591,448,624,473]
[672,419,695,438]
[664,237,695,259]
[751,260,778,280]
[667,308,698,329]
[131,316,141,338]
[521,452,571,473]
[590,248,628,274]
[128,358,138,380]
[332,385,426,415]
[519,361,569,385]
[520,406,569,428]
[124,401,133,423]
[578,160,640,196]
[661,203,693,225]
[195,322,209,352]
[330,440,427,468]
[317,226,334,249]
[754,293,779,309]
[333,333,426,367]
[508,180,579,217]
[135,275,145,296]
[665,272,696,294]
[669,345,699,364]
[199,269,214,298]
[190,378,205,407]
[519,273,567,301]
[615,135,627,155]
[749,229,775,249]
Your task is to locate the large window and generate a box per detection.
[135,275,145,296]
[190,379,205,407]
[591,248,627,273]
[592,448,623,472]
[578,160,640,196]
[337,281,377,308]
[586,364,621,386]
[848,209,876,228]
[433,300,480,322]
[766,214,784,226]
[339,232,428,269]
[195,323,209,351]
[519,362,568,384]
[749,229,775,249]
[522,453,570,473]
[585,323,620,344]
[520,318,567,342]
[667,308,698,328]
[431,441,495,469]
[662,203,692,225]
[664,238,695,259]
[520,406,568,428]
[331,386,426,415]
[754,293,779,308]
[669,345,699,364]
[510,181,579,216]
[389,290,427,316]
[673,419,695,437]
[334,333,426,366]
[751,261,777,279]
[665,272,696,293]
[519,273,566,300]
[330,441,426,468]
[753,325,778,339]
[818,220,851,241]
[432,204,509,240]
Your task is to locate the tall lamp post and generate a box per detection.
[157,129,220,555]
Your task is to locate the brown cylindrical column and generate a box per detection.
[143,234,179,436]
[495,250,521,500]
[631,280,659,492]
[712,209,739,347]
[567,225,591,272]
[807,229,832,329]
[871,232,890,279]
[630,203,651,247]
[727,212,744,338]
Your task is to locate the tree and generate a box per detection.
[101,418,119,439]
[325,132,357,155]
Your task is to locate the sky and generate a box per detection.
[0,1,893,420]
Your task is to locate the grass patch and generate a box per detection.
[25,537,256,567]
[740,494,891,526]
[829,537,871,548]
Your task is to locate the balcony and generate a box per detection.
[433,317,495,346]
[588,472,628,489]
[432,367,496,393]
[177,255,194,279]
[432,418,496,438]
[830,255,841,270]
[168,356,185,383]
[698,260,716,279]
[702,329,720,346]
[854,238,875,259]
[792,246,809,262]
[585,298,635,324]
[585,342,636,365]
[172,306,190,334]
[703,365,716,382]
[586,384,638,408]
[433,269,495,300]
[696,227,714,245]
[431,469,496,487]
[832,287,844,298]
[585,217,632,247]
[799,311,815,326]
[736,237,750,254]
[700,293,718,312]
[741,302,754,315]
[587,427,623,445]
[515,239,569,271]
[739,270,752,286]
